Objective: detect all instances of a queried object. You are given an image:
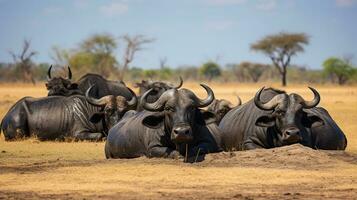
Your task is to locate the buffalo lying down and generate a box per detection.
[77,73,134,99]
[105,84,222,159]
[1,86,137,141]
[46,65,82,96]
[219,87,347,150]
[207,96,242,124]
[46,66,135,101]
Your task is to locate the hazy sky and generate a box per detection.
[0,0,356,69]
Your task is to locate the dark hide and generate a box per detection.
[1,90,137,141]
[77,73,133,100]
[105,86,222,160]
[219,88,347,151]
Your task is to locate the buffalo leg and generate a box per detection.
[74,132,103,141]
[243,139,264,150]
[148,146,182,159]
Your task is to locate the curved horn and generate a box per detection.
[141,89,175,112]
[85,85,107,106]
[254,87,281,111]
[126,87,138,107]
[47,65,52,80]
[67,66,72,80]
[174,76,183,89]
[196,84,215,108]
[302,87,320,109]
[236,96,242,106]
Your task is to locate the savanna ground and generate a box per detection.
[0,82,357,199]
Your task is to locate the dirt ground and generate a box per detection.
[0,82,357,199]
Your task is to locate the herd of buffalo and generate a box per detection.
[0,66,347,161]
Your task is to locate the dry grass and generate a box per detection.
[0,82,357,199]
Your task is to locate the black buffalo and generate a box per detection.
[134,77,183,103]
[207,96,242,124]
[46,66,135,101]
[46,65,82,96]
[1,86,137,141]
[77,73,133,100]
[105,84,222,160]
[219,87,347,150]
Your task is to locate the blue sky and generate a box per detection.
[0,0,356,69]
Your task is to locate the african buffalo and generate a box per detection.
[134,77,183,103]
[1,86,137,141]
[207,96,242,124]
[46,66,135,101]
[46,65,82,96]
[77,73,134,100]
[219,87,347,150]
[105,84,222,160]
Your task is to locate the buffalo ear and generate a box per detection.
[302,113,324,128]
[196,110,216,125]
[90,112,104,124]
[142,113,164,129]
[255,115,276,127]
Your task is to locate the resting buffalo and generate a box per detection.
[46,66,135,101]
[134,77,183,103]
[105,84,222,159]
[1,86,137,141]
[219,87,347,150]
[77,73,133,100]
[46,65,82,96]
[207,96,242,124]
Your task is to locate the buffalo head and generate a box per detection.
[135,77,183,103]
[254,87,323,145]
[86,85,137,130]
[46,65,81,96]
[140,84,215,144]
[207,96,242,124]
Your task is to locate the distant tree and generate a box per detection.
[226,63,248,82]
[55,33,119,78]
[200,61,221,81]
[323,57,356,85]
[251,32,309,86]
[9,39,37,84]
[119,34,154,81]
[239,62,269,82]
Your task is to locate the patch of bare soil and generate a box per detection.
[201,144,357,169]
[1,144,357,200]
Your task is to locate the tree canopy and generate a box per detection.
[323,57,356,85]
[200,61,221,81]
[251,32,309,86]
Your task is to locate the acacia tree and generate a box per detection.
[239,62,269,82]
[53,34,119,77]
[251,32,309,86]
[118,34,154,81]
[323,57,356,85]
[9,39,38,84]
[80,33,118,77]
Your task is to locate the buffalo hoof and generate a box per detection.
[168,150,183,159]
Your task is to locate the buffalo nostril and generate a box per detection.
[173,127,190,135]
